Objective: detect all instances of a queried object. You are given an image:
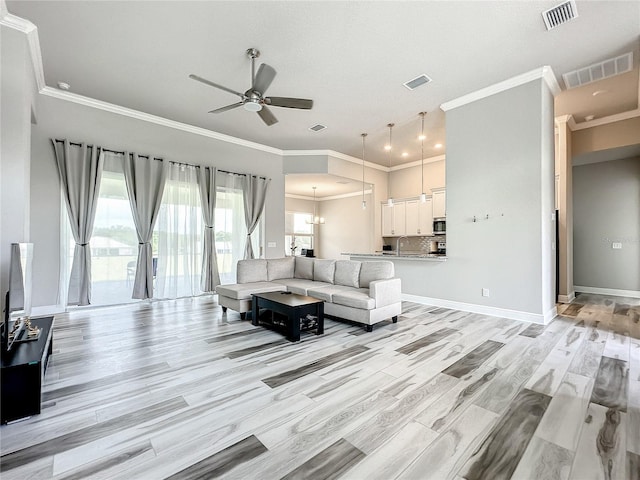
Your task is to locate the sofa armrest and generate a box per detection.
[370,277,402,308]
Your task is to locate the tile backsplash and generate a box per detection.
[382,236,445,253]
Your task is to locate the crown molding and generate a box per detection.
[283,149,388,172]
[390,154,446,171]
[441,66,561,112]
[570,108,640,131]
[41,87,284,155]
[0,11,46,91]
[286,189,373,202]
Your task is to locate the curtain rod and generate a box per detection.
[53,139,269,180]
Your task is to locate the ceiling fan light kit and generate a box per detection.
[189,48,314,126]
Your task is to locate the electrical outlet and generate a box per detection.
[267,242,277,248]
[612,242,622,249]
[482,288,490,297]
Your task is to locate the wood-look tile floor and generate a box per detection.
[1,293,638,479]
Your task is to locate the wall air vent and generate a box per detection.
[309,124,327,132]
[403,74,432,90]
[542,1,578,30]
[562,52,633,89]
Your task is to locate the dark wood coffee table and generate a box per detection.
[252,292,324,342]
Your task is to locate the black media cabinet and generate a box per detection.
[1,316,54,424]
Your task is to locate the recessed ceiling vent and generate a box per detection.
[403,74,432,91]
[562,52,633,89]
[542,1,578,30]
[309,124,326,132]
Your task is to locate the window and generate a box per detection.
[88,155,139,306]
[285,211,314,256]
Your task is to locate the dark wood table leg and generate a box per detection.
[252,296,259,326]
[317,302,324,335]
[289,308,300,342]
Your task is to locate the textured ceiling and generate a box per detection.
[6,0,640,169]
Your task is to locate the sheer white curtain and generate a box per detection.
[154,163,204,299]
[215,172,250,284]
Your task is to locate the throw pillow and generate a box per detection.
[267,257,295,281]
[237,259,268,284]
[334,260,361,288]
[294,256,314,280]
[313,259,336,284]
[359,261,394,288]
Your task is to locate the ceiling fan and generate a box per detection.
[189,48,313,126]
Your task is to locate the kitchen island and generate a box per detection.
[343,252,447,262]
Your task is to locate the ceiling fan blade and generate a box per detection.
[265,97,313,109]
[189,74,245,99]
[208,102,244,114]
[257,106,278,126]
[252,64,276,94]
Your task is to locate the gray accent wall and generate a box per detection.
[391,79,556,321]
[573,156,640,292]
[29,94,285,307]
[1,26,37,313]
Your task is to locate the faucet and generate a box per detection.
[396,235,408,256]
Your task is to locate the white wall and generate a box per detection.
[1,26,37,313]
[29,94,285,307]
[573,156,640,293]
[318,193,373,260]
[392,79,556,322]
[389,159,446,198]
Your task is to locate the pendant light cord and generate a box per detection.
[420,112,425,195]
[361,133,367,207]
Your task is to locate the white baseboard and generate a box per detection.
[557,291,576,304]
[402,294,555,325]
[574,286,640,299]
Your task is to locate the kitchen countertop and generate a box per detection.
[343,252,448,261]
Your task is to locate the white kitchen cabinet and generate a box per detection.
[418,197,433,235]
[405,200,419,235]
[432,188,446,218]
[381,203,394,236]
[381,201,406,236]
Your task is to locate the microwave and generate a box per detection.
[433,218,446,235]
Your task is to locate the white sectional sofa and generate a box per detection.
[215,257,402,331]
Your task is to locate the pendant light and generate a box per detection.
[306,186,325,225]
[419,112,427,203]
[361,133,368,210]
[386,123,394,207]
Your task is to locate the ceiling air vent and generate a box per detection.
[403,74,432,91]
[562,52,633,89]
[309,124,326,132]
[542,0,578,30]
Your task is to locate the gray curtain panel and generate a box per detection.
[123,153,168,299]
[242,175,270,259]
[197,166,221,292]
[51,140,104,306]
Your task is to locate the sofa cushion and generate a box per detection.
[237,259,268,284]
[267,257,295,281]
[359,261,394,288]
[313,259,336,284]
[332,289,375,310]
[307,285,354,302]
[216,281,285,300]
[294,256,314,280]
[334,260,361,288]
[272,278,331,296]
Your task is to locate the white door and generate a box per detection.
[382,203,394,236]
[393,201,406,236]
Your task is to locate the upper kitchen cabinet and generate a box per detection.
[432,188,446,218]
[381,201,406,236]
[406,198,433,236]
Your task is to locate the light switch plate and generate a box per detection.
[267,242,277,248]
[612,242,622,249]
[482,288,490,297]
